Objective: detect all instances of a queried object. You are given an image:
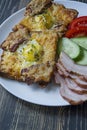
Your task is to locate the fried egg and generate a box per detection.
[0,31,58,82]
[17,39,43,68]
[20,10,54,31]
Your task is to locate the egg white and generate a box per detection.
[16,39,42,68]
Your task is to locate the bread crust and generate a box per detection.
[0,25,30,51]
[25,0,52,16]
[0,31,58,84]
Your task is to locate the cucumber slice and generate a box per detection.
[71,37,87,50]
[75,48,87,65]
[58,37,80,59]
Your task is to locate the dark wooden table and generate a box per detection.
[0,0,87,130]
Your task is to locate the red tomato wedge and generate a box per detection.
[65,27,87,38]
[69,16,87,29]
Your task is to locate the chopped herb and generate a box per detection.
[34,52,40,61]
[32,44,36,49]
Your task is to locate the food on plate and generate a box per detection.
[58,37,87,65]
[0,0,78,83]
[71,37,87,50]
[0,30,58,84]
[58,37,80,59]
[55,52,87,105]
[70,37,87,65]
[0,25,30,52]
[65,16,87,38]
[75,49,87,65]
[57,52,87,76]
[60,83,87,105]
[25,0,52,16]
[65,78,87,94]
[69,16,87,29]
[65,27,87,38]
[20,0,78,37]
[1,0,87,105]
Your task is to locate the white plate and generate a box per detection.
[0,0,87,106]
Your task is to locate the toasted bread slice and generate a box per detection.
[0,25,30,51]
[20,2,78,37]
[25,0,52,16]
[0,30,58,84]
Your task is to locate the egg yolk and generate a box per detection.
[35,11,53,29]
[22,40,42,62]
[43,11,54,29]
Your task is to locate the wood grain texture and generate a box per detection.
[0,0,87,130]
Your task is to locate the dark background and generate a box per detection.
[0,0,87,130]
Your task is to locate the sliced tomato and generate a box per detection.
[69,16,87,29]
[65,27,87,38]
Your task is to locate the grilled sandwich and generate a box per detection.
[0,27,58,84]
[20,0,78,37]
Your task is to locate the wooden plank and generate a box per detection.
[0,0,87,130]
